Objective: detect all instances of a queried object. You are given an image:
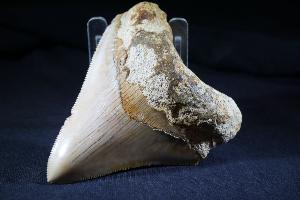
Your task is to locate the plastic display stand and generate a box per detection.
[87,17,188,67]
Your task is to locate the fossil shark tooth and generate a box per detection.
[47,2,242,183]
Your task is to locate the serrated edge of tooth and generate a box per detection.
[47,26,109,183]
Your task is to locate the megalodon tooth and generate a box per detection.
[47,2,242,183]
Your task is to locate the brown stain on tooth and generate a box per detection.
[134,9,156,22]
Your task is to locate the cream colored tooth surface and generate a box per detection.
[47,2,242,183]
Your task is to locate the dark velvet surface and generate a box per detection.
[0,1,300,199]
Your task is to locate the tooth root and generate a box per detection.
[114,2,242,153]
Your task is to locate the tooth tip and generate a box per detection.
[47,156,74,184]
[46,168,71,184]
[47,175,54,184]
[46,166,64,184]
[47,168,61,183]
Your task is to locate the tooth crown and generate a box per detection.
[47,2,242,184]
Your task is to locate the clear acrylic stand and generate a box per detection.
[87,17,108,62]
[87,17,188,67]
[169,18,188,67]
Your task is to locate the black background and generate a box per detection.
[1,1,300,199]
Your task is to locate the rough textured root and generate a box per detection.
[114,2,242,157]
